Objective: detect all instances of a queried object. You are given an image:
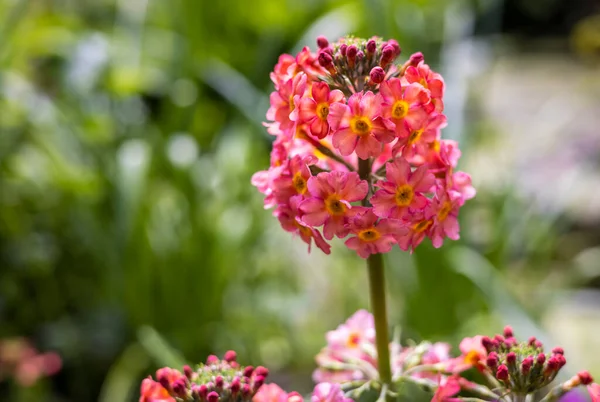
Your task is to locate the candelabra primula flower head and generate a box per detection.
[140,351,268,402]
[252,35,475,257]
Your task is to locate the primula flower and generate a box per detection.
[300,171,368,240]
[267,73,307,131]
[275,195,331,254]
[431,376,461,402]
[311,383,352,402]
[326,309,375,353]
[588,383,600,402]
[296,82,345,139]
[328,91,394,159]
[371,159,435,220]
[429,189,462,248]
[140,377,175,402]
[345,210,406,258]
[379,78,429,138]
[395,212,434,253]
[253,384,302,402]
[403,61,445,113]
[392,113,447,162]
[271,155,315,203]
[445,336,488,373]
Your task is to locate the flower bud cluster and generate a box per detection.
[481,327,566,395]
[140,351,268,402]
[252,35,475,258]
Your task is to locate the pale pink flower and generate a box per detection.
[445,335,488,373]
[371,159,435,220]
[425,139,461,176]
[140,377,175,402]
[431,376,461,402]
[328,91,395,159]
[380,78,430,138]
[300,171,368,240]
[312,366,364,384]
[326,309,375,352]
[296,82,345,139]
[588,383,600,402]
[429,189,462,248]
[267,73,307,131]
[253,383,289,402]
[404,62,445,113]
[275,195,331,254]
[344,210,406,258]
[450,172,476,201]
[311,383,353,402]
[269,54,297,89]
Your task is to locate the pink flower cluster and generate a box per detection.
[0,337,62,387]
[252,36,474,258]
[253,382,351,402]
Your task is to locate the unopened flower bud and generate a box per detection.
[408,52,424,66]
[578,371,594,385]
[386,39,401,56]
[230,377,241,393]
[339,44,347,56]
[545,357,559,374]
[503,325,514,338]
[506,352,517,365]
[486,352,498,369]
[522,356,534,375]
[158,373,171,391]
[191,384,202,399]
[198,384,208,399]
[379,45,395,67]
[528,336,537,346]
[494,334,505,344]
[346,45,358,64]
[552,347,564,355]
[535,340,543,349]
[215,375,224,389]
[243,366,254,378]
[207,391,220,402]
[366,39,376,54]
[316,36,329,49]
[356,50,364,60]
[183,365,193,380]
[497,364,509,381]
[481,336,494,352]
[556,354,566,368]
[206,355,219,365]
[318,52,333,68]
[253,375,265,390]
[254,366,269,378]
[173,379,187,396]
[224,350,237,362]
[242,384,252,398]
[536,353,546,365]
[504,337,517,348]
[369,67,385,84]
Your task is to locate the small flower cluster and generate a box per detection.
[252,35,474,258]
[140,351,269,402]
[254,382,351,402]
[0,337,62,387]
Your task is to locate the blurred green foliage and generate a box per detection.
[0,0,598,401]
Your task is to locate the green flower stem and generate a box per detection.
[367,252,392,385]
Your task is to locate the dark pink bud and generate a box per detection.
[207,391,219,402]
[494,334,505,344]
[536,353,546,365]
[522,356,534,374]
[198,384,208,399]
[242,384,251,397]
[545,357,559,373]
[230,377,241,393]
[173,379,186,396]
[486,352,498,369]
[535,340,543,349]
[243,366,254,378]
[503,326,514,338]
[380,45,394,67]
[356,50,364,60]
[506,352,517,365]
[386,39,401,56]
[528,336,537,346]
[318,52,333,68]
[578,371,594,385]
[481,336,494,352]
[253,375,265,390]
[316,36,329,49]
[206,355,219,365]
[369,67,385,84]
[408,52,424,66]
[339,44,347,56]
[346,45,358,61]
[223,350,237,362]
[366,39,376,54]
[158,373,171,391]
[496,364,509,381]
[215,375,224,389]
[254,366,269,378]
[191,385,202,399]
[556,354,566,368]
[552,347,564,355]
[183,365,193,380]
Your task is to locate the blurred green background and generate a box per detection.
[1,0,600,400]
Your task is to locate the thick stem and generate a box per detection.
[367,253,392,385]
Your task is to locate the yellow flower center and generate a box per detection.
[395,184,414,207]
[289,95,295,112]
[296,223,312,237]
[391,100,409,119]
[419,78,428,88]
[465,350,480,366]
[358,228,381,242]
[292,172,307,194]
[437,201,452,221]
[325,196,346,216]
[316,103,329,121]
[407,129,423,145]
[346,331,361,348]
[350,116,372,135]
[413,219,433,233]
[430,140,440,153]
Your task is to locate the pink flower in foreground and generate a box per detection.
[312,382,353,402]
[296,81,345,139]
[380,78,429,138]
[345,210,406,258]
[404,62,445,113]
[267,73,307,131]
[140,377,175,402]
[429,189,462,248]
[271,155,315,203]
[588,383,600,402]
[328,91,394,159]
[371,159,435,220]
[300,171,368,240]
[276,195,331,254]
[326,309,375,353]
[431,376,461,402]
[445,335,488,373]
[253,383,291,402]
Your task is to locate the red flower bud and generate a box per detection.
[215,375,224,389]
[183,365,193,380]
[206,355,219,365]
[536,353,546,365]
[346,45,358,61]
[578,371,594,385]
[207,391,220,402]
[243,366,254,378]
[486,352,498,369]
[369,67,385,84]
[552,347,564,355]
[522,356,534,375]
[316,36,329,49]
[503,325,513,338]
[339,44,347,56]
[230,377,241,393]
[497,364,509,381]
[254,366,269,378]
[379,45,394,67]
[366,39,376,54]
[408,52,424,66]
[481,336,494,352]
[528,336,537,346]
[318,52,333,68]
[224,350,237,362]
[506,352,517,365]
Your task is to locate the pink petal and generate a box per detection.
[328,89,345,104]
[311,81,330,103]
[328,103,350,130]
[298,97,317,122]
[386,159,411,185]
[410,166,436,192]
[332,129,359,156]
[371,190,396,218]
[355,134,382,159]
[347,93,362,116]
